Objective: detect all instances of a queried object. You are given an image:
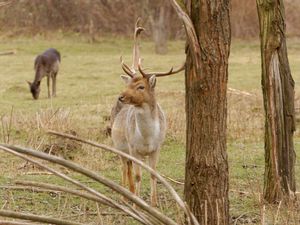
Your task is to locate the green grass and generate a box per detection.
[0,35,300,224]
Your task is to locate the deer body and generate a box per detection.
[112,76,166,206]
[110,19,184,207]
[112,100,166,156]
[28,48,61,99]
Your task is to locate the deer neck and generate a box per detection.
[33,69,43,84]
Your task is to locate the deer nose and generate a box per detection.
[118,95,125,102]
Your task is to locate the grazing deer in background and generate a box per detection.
[111,19,184,207]
[27,48,61,100]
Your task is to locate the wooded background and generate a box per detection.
[0,0,299,39]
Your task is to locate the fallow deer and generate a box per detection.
[111,19,184,207]
[27,48,61,100]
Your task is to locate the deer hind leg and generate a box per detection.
[52,72,57,97]
[47,75,51,98]
[149,150,160,207]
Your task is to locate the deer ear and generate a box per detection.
[120,75,132,84]
[148,75,156,88]
[26,80,32,86]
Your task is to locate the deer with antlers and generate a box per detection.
[111,19,184,207]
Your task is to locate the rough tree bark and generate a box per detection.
[170,1,230,224]
[256,0,296,203]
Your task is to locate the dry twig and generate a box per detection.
[161,174,184,185]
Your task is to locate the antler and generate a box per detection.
[138,59,185,78]
[121,18,185,79]
[132,18,145,71]
[120,18,145,78]
[120,56,135,78]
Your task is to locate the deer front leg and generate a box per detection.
[127,160,135,193]
[149,150,160,207]
[121,157,135,193]
[132,156,142,197]
[120,157,135,204]
[52,72,57,97]
[47,75,50,98]
[121,157,128,188]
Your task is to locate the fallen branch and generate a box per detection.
[15,180,142,220]
[0,144,169,225]
[161,174,184,185]
[0,146,151,225]
[0,210,84,225]
[47,130,198,225]
[0,185,60,194]
[0,50,16,56]
[21,171,54,175]
[62,211,128,219]
[228,88,255,97]
[233,211,258,225]
[0,221,39,225]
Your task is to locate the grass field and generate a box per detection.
[0,35,300,224]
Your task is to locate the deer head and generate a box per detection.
[27,80,41,100]
[119,19,185,107]
[119,59,185,107]
[118,74,156,107]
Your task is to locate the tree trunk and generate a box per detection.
[171,1,230,224]
[256,0,296,203]
[151,5,169,54]
[147,1,171,55]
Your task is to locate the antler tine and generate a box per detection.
[138,58,148,78]
[138,60,186,78]
[132,18,145,72]
[154,63,186,77]
[120,56,134,78]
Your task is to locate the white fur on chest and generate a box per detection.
[134,119,161,154]
[127,105,162,155]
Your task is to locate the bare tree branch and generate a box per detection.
[0,221,39,225]
[46,129,198,225]
[15,180,153,225]
[0,145,151,225]
[0,144,177,225]
[0,210,84,225]
[15,180,112,206]
[168,0,201,73]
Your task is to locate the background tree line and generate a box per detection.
[0,0,299,40]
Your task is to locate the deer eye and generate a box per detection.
[137,86,145,90]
